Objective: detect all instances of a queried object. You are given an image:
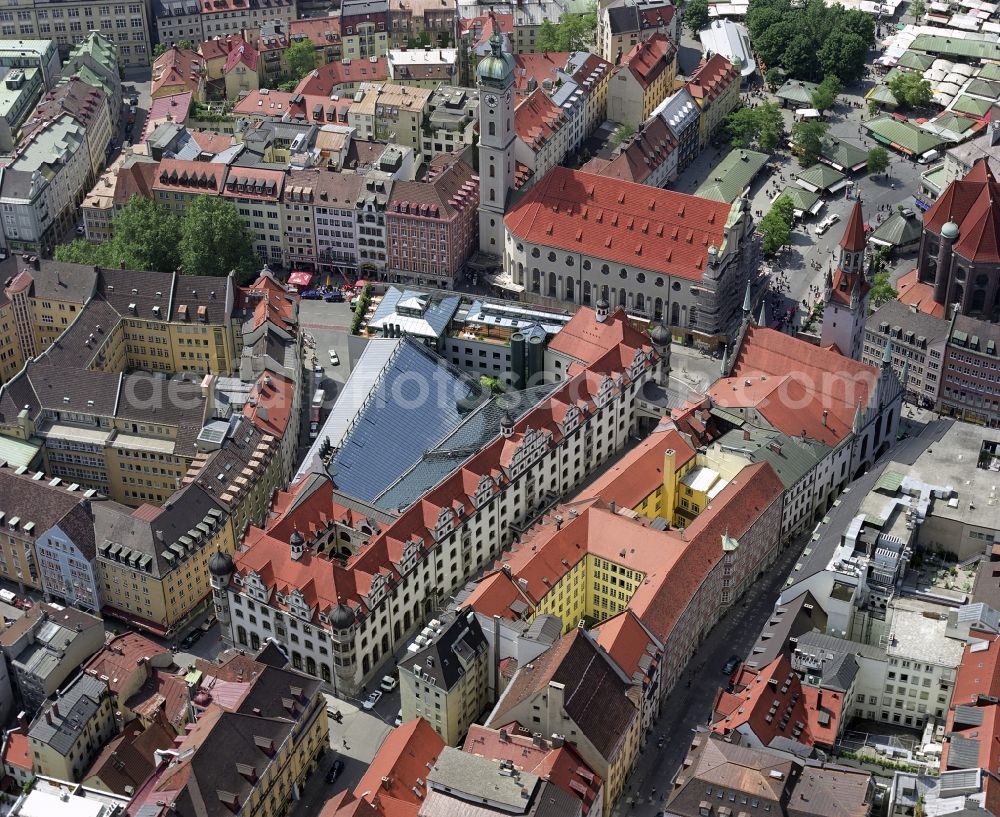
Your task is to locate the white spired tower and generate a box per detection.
[821,199,871,360]
[477,24,517,256]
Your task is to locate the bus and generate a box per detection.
[310,389,325,439]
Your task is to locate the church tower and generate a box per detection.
[477,21,516,256]
[821,200,870,360]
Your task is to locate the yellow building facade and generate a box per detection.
[95,486,236,634]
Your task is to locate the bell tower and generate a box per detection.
[477,22,516,255]
[821,200,870,360]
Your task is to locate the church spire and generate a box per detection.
[758,300,768,327]
[840,200,866,253]
[742,280,752,320]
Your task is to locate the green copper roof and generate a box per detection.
[477,33,514,83]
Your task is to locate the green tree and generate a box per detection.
[535,19,561,52]
[909,0,925,18]
[765,67,784,90]
[868,99,880,117]
[685,0,711,35]
[286,39,318,80]
[888,71,932,109]
[867,146,889,175]
[725,102,783,151]
[479,375,505,395]
[819,30,867,83]
[743,0,875,82]
[811,74,841,112]
[153,43,167,58]
[535,5,597,51]
[791,120,828,167]
[759,195,795,257]
[54,238,110,265]
[612,122,636,145]
[179,196,258,282]
[178,39,194,50]
[870,271,898,308]
[110,196,181,272]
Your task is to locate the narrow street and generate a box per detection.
[615,533,810,816]
[615,412,950,816]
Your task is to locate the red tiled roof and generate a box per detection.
[84,632,169,696]
[153,158,225,193]
[221,167,284,201]
[489,628,640,762]
[224,41,258,73]
[578,421,695,509]
[686,53,738,103]
[711,655,815,747]
[233,89,344,125]
[243,372,294,437]
[460,12,514,49]
[546,306,650,366]
[504,166,731,282]
[925,159,1000,262]
[711,325,880,446]
[828,268,871,307]
[590,115,676,185]
[152,47,205,97]
[953,630,1000,706]
[318,792,380,817]
[512,52,570,95]
[293,57,388,96]
[113,160,159,207]
[463,725,603,814]
[354,719,444,812]
[388,154,478,220]
[199,38,230,62]
[840,200,866,252]
[234,527,359,621]
[593,609,661,688]
[125,670,191,733]
[620,32,675,90]
[2,732,30,773]
[191,131,232,154]
[142,92,192,142]
[895,268,947,318]
[514,88,567,153]
[288,15,342,47]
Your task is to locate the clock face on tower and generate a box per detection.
[485,93,499,108]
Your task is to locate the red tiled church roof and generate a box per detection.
[504,166,731,282]
[925,159,1000,262]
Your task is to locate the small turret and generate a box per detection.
[500,410,514,438]
[290,528,305,561]
[595,297,609,324]
[758,300,767,328]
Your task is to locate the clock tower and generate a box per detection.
[477,26,516,255]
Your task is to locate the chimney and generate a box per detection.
[822,410,828,426]
[546,681,565,734]
[16,711,28,729]
[51,701,60,718]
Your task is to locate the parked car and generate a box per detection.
[379,674,397,692]
[180,629,203,649]
[722,655,741,675]
[328,350,340,366]
[325,758,345,784]
[394,709,402,727]
[363,690,382,710]
[75,225,85,235]
[814,213,841,236]
[0,248,7,260]
[325,290,344,303]
[300,290,323,300]
[128,95,139,106]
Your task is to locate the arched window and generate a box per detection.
[489,122,496,136]
[237,626,247,646]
